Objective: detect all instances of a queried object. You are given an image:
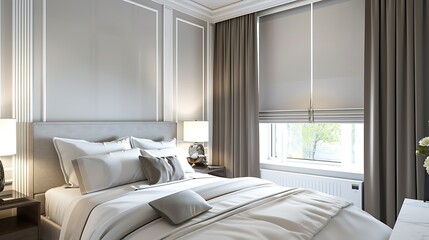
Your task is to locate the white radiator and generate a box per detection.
[260,169,363,209]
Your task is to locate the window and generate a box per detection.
[257,0,365,174]
[260,123,364,173]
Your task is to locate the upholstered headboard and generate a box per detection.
[31,121,176,210]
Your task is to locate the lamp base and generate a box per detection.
[188,143,207,167]
[188,143,205,158]
[187,156,208,167]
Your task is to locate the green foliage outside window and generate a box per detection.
[301,124,341,160]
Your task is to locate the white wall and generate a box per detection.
[31,0,209,123]
[0,0,212,192]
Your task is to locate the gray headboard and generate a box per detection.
[31,121,176,205]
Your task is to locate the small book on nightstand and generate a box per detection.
[0,190,27,203]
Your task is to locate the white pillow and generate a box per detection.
[53,137,132,186]
[72,148,145,194]
[131,137,176,150]
[140,147,195,173]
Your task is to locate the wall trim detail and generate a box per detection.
[163,6,174,121]
[12,0,34,196]
[42,0,46,122]
[123,0,161,121]
[42,0,162,121]
[174,17,205,122]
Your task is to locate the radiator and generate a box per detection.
[260,169,363,209]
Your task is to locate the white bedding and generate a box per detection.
[45,172,215,226]
[45,185,81,225]
[48,175,391,240]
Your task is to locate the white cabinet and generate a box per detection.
[389,198,429,240]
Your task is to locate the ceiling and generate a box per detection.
[161,0,295,23]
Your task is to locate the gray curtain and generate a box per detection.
[212,13,260,178]
[364,0,429,227]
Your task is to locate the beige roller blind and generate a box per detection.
[258,0,364,123]
[259,5,311,122]
[313,0,365,110]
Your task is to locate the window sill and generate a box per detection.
[260,161,363,181]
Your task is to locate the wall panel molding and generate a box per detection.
[163,6,174,121]
[123,0,161,121]
[173,11,207,125]
[41,0,163,121]
[13,0,33,196]
[41,0,46,121]
[174,17,205,122]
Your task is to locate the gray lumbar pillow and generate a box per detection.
[149,190,212,224]
[139,155,185,185]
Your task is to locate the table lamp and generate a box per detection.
[0,119,16,192]
[183,121,208,166]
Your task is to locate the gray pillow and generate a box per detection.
[149,190,212,224]
[139,155,185,185]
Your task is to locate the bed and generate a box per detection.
[31,122,392,240]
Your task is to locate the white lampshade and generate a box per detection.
[183,121,208,143]
[0,119,16,156]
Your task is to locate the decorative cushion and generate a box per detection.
[72,148,145,194]
[149,190,212,224]
[53,137,131,186]
[140,148,195,173]
[139,155,185,185]
[130,137,176,150]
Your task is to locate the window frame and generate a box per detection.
[260,122,364,180]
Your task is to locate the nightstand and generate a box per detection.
[389,198,429,240]
[0,190,40,240]
[193,165,226,177]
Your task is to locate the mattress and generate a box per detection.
[47,175,391,240]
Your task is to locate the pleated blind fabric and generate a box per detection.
[259,5,311,119]
[258,0,365,123]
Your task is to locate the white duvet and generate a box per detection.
[53,175,391,240]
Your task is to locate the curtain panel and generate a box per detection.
[212,13,260,178]
[364,0,429,227]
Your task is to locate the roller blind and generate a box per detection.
[259,5,311,122]
[258,0,364,123]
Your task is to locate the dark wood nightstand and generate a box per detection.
[0,190,40,240]
[193,165,226,177]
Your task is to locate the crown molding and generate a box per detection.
[152,0,297,23]
[211,0,296,22]
[152,0,212,22]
